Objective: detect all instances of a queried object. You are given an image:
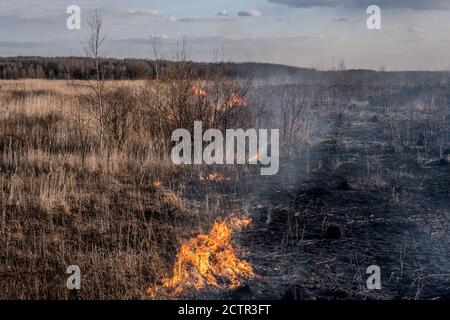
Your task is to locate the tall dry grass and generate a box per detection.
[0,79,243,299]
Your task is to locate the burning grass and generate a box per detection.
[147,215,254,298]
[0,80,237,299]
[192,86,207,97]
[227,93,247,107]
[198,172,229,183]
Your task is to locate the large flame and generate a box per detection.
[147,215,254,297]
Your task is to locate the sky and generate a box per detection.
[1,0,450,70]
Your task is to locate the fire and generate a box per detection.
[152,179,161,188]
[227,93,247,107]
[199,172,228,182]
[147,215,254,297]
[192,86,207,97]
[248,152,261,163]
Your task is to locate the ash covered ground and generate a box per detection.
[184,94,450,300]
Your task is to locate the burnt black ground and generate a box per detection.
[180,104,450,300]
[239,152,450,300]
[233,115,450,300]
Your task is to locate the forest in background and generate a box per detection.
[0,56,315,80]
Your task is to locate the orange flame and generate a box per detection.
[199,172,228,182]
[227,93,247,107]
[248,152,261,163]
[192,86,207,97]
[152,180,161,188]
[147,215,254,297]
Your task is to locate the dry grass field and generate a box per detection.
[0,79,250,299]
[2,4,450,304]
[1,73,449,300]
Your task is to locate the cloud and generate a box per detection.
[332,16,349,22]
[0,1,177,25]
[267,0,450,10]
[104,4,177,22]
[178,16,234,23]
[407,27,425,33]
[0,2,63,24]
[178,17,207,23]
[0,41,55,48]
[238,9,263,17]
[403,38,429,42]
[268,0,349,8]
[107,5,161,17]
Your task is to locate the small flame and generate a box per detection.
[152,180,161,188]
[199,172,228,182]
[147,215,254,297]
[248,152,261,163]
[227,93,247,107]
[192,86,207,97]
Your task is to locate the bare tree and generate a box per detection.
[75,11,139,153]
[327,61,352,151]
[81,11,108,151]
[149,35,164,80]
[140,38,255,156]
[278,85,308,155]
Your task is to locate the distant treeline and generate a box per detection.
[0,56,317,80]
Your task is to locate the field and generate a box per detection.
[0,74,449,299]
[0,79,220,299]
